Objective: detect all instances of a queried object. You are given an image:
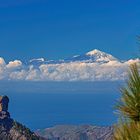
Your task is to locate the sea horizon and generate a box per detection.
[1,81,122,130]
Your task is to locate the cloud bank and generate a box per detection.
[0,57,139,81]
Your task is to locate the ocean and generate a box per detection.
[0,81,122,130]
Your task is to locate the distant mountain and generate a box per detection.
[29,49,119,65]
[64,49,119,63]
[36,125,113,140]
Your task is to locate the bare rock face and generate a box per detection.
[0,96,10,120]
[0,95,46,140]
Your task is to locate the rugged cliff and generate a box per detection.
[0,96,45,140]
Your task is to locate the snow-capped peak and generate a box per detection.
[85,49,118,62]
[86,49,103,56]
[64,49,119,63]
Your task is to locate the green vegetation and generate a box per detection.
[114,63,140,139]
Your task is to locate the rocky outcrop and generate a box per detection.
[0,95,46,140]
[0,96,10,120]
[36,125,114,140]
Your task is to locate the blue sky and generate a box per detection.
[0,0,140,62]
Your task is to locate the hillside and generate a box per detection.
[36,125,113,140]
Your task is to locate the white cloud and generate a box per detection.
[0,57,138,81]
[6,60,22,69]
[25,66,41,81]
[38,61,129,81]
[9,70,27,80]
[0,57,6,66]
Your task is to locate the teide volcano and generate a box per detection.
[64,49,119,63]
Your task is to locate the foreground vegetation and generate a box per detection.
[114,63,140,139]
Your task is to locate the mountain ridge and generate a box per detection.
[36,124,113,140]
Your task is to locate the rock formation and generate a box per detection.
[0,96,10,120]
[0,95,46,140]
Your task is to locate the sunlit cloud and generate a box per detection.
[0,56,138,81]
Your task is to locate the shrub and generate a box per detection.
[114,63,140,139]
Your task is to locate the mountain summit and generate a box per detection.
[86,49,118,62]
[67,49,118,63]
[86,49,106,55]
